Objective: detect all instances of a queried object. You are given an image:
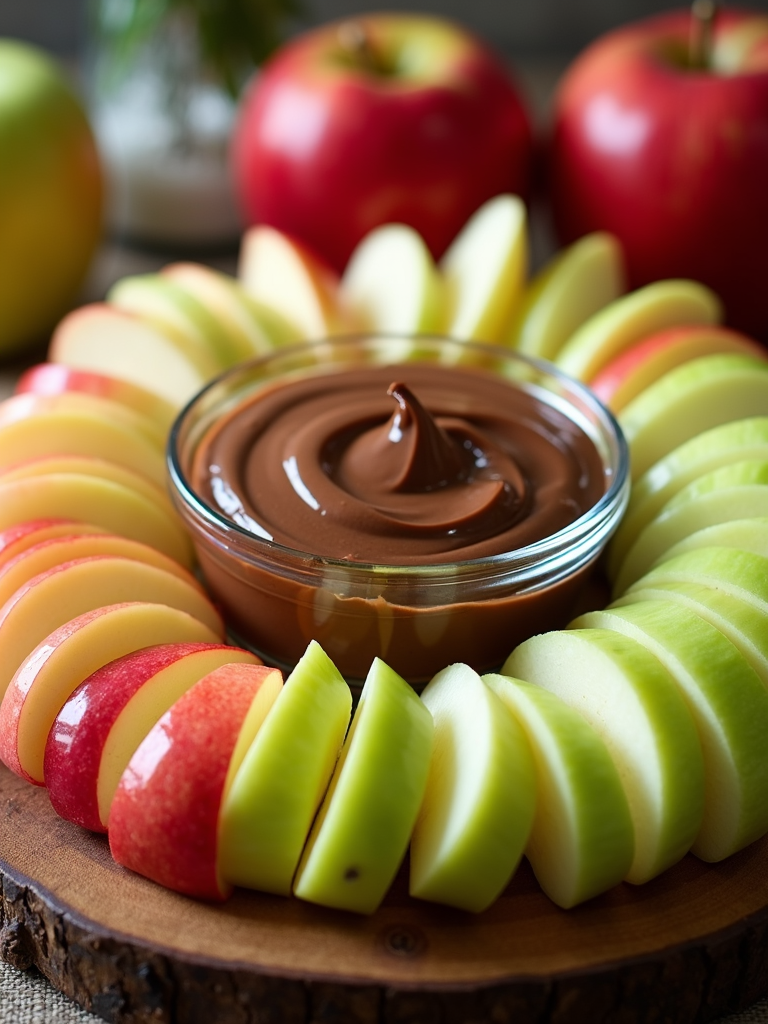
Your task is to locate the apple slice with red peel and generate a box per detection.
[504,628,705,884]
[45,642,261,832]
[293,657,433,914]
[590,325,766,412]
[15,363,178,435]
[0,474,194,568]
[0,532,199,607]
[619,353,768,481]
[408,662,535,913]
[509,232,626,360]
[555,278,722,383]
[219,640,352,895]
[439,193,527,344]
[0,601,222,785]
[49,303,212,409]
[109,662,283,901]
[0,554,223,700]
[0,519,108,568]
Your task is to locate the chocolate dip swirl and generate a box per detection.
[192,363,604,566]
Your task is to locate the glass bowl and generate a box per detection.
[168,335,629,688]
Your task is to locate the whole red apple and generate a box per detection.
[549,6,768,341]
[231,13,533,273]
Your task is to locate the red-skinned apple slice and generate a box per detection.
[0,519,108,569]
[0,474,194,567]
[0,601,221,785]
[590,325,766,412]
[45,643,261,832]
[109,662,283,901]
[0,554,223,700]
[15,363,178,435]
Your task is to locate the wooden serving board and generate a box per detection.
[2,766,768,1024]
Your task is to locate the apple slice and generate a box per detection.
[293,658,433,915]
[0,474,194,568]
[109,662,283,901]
[608,417,768,575]
[508,231,625,360]
[0,553,223,701]
[0,519,108,569]
[504,628,705,884]
[408,663,535,913]
[660,517,768,564]
[619,354,768,481]
[572,601,768,861]
[439,193,527,344]
[162,262,299,358]
[239,225,354,339]
[49,303,212,409]
[0,601,221,785]
[612,460,768,595]
[483,672,633,908]
[15,363,178,435]
[219,640,352,895]
[108,273,237,371]
[341,223,443,339]
[590,325,766,413]
[0,531,198,608]
[554,278,722,382]
[45,642,261,832]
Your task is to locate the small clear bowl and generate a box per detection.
[168,335,629,688]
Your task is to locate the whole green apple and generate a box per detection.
[0,40,102,357]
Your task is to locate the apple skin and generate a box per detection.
[0,40,102,355]
[231,13,533,273]
[549,8,768,340]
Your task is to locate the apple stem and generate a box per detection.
[337,21,388,76]
[689,0,718,70]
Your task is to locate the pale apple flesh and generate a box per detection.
[659,517,768,565]
[0,519,109,570]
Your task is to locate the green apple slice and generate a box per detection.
[612,460,768,595]
[554,278,721,383]
[440,193,527,344]
[608,417,768,576]
[572,601,768,861]
[409,663,535,913]
[660,517,768,564]
[218,640,352,895]
[618,353,768,481]
[614,579,768,691]
[504,628,704,884]
[293,657,432,914]
[508,232,625,361]
[483,672,633,908]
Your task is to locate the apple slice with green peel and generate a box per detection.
[614,579,768,691]
[0,396,167,488]
[15,363,178,435]
[409,663,535,913]
[341,223,444,341]
[219,640,352,895]
[108,273,238,371]
[508,232,625,361]
[608,417,768,576]
[45,642,261,832]
[49,304,212,409]
[554,278,722,383]
[109,662,283,902]
[504,628,704,883]
[0,519,108,569]
[0,601,222,786]
[293,657,433,915]
[439,193,527,344]
[590,325,766,413]
[660,517,768,564]
[619,353,768,481]
[0,553,224,700]
[162,262,298,359]
[612,461,768,595]
[0,474,194,568]
[239,225,356,340]
[571,601,768,862]
[482,672,633,908]
[0,532,199,607]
